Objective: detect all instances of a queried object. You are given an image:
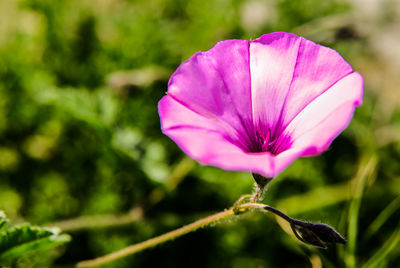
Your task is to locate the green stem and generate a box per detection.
[76,208,236,267]
[76,201,298,267]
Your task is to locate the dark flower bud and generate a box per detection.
[291,223,326,248]
[301,222,346,244]
[290,221,346,248]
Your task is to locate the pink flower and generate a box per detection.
[158,32,363,178]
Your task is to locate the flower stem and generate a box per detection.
[76,209,236,267]
[76,197,344,267]
[76,202,291,267]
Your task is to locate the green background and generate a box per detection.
[0,0,399,267]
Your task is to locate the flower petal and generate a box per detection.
[281,36,354,127]
[283,72,363,155]
[249,32,354,134]
[160,92,306,177]
[159,94,277,177]
[159,95,219,132]
[167,39,252,140]
[162,124,281,177]
[249,32,302,131]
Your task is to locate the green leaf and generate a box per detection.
[0,233,71,262]
[0,213,71,266]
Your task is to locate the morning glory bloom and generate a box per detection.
[158,32,363,178]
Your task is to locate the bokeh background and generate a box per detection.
[0,0,399,267]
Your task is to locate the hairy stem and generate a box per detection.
[76,209,236,267]
[76,199,321,267]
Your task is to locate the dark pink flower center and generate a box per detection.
[231,121,292,155]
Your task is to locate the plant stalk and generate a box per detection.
[76,199,342,267]
[76,209,236,267]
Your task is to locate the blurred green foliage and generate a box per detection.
[0,0,399,267]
